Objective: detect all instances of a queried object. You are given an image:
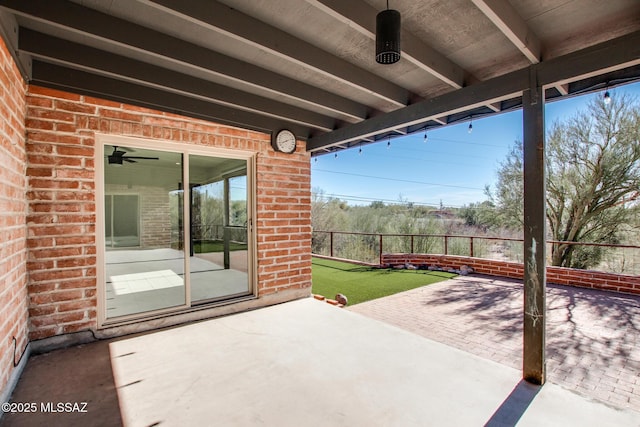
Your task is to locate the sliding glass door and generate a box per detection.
[103,146,185,318]
[101,141,253,323]
[189,155,249,304]
[105,194,140,248]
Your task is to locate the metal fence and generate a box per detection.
[192,224,248,243]
[312,230,640,275]
[171,224,248,249]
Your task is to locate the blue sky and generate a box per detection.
[311,81,640,208]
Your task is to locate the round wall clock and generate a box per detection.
[272,129,297,154]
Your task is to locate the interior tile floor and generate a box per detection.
[106,248,249,317]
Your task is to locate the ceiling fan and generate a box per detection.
[107,146,159,166]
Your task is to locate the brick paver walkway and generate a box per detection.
[348,274,640,412]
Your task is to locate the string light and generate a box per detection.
[423,128,428,143]
[387,136,391,149]
[334,152,338,159]
[358,143,363,155]
[468,117,473,134]
[604,90,611,105]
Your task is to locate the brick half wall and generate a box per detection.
[25,86,311,341]
[382,254,639,296]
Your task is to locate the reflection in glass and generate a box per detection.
[104,145,185,318]
[105,195,140,247]
[189,154,249,304]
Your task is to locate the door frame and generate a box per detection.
[95,134,258,328]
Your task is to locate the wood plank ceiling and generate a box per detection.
[1,0,639,156]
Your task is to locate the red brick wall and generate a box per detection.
[25,86,311,340]
[0,37,28,395]
[257,153,312,295]
[382,254,640,295]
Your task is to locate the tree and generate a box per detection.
[488,142,525,231]
[311,188,348,232]
[489,94,640,268]
[458,200,501,230]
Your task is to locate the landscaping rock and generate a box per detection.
[335,293,348,306]
[460,265,475,276]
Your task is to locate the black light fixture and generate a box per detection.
[376,1,401,64]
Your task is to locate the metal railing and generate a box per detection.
[312,230,640,275]
[171,224,248,250]
[192,224,248,243]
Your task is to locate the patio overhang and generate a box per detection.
[307,33,640,151]
[1,0,639,386]
[0,0,638,153]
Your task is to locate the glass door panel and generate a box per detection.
[189,154,250,303]
[105,195,140,248]
[104,145,186,319]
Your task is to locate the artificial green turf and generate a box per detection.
[311,257,456,305]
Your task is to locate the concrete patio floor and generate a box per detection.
[1,293,638,426]
[349,274,640,413]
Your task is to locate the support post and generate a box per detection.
[189,185,194,257]
[223,178,230,269]
[330,232,334,258]
[522,67,546,385]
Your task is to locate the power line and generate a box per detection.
[313,192,446,207]
[312,169,485,191]
[413,135,507,148]
[312,192,468,208]
[358,151,488,166]
[388,144,500,160]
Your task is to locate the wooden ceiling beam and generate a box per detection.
[0,0,368,123]
[146,0,409,107]
[308,0,465,89]
[471,0,541,63]
[21,29,336,132]
[308,31,640,151]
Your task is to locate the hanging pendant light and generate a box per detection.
[376,1,401,64]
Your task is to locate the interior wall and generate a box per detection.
[0,36,29,397]
[104,185,172,249]
[25,85,312,341]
